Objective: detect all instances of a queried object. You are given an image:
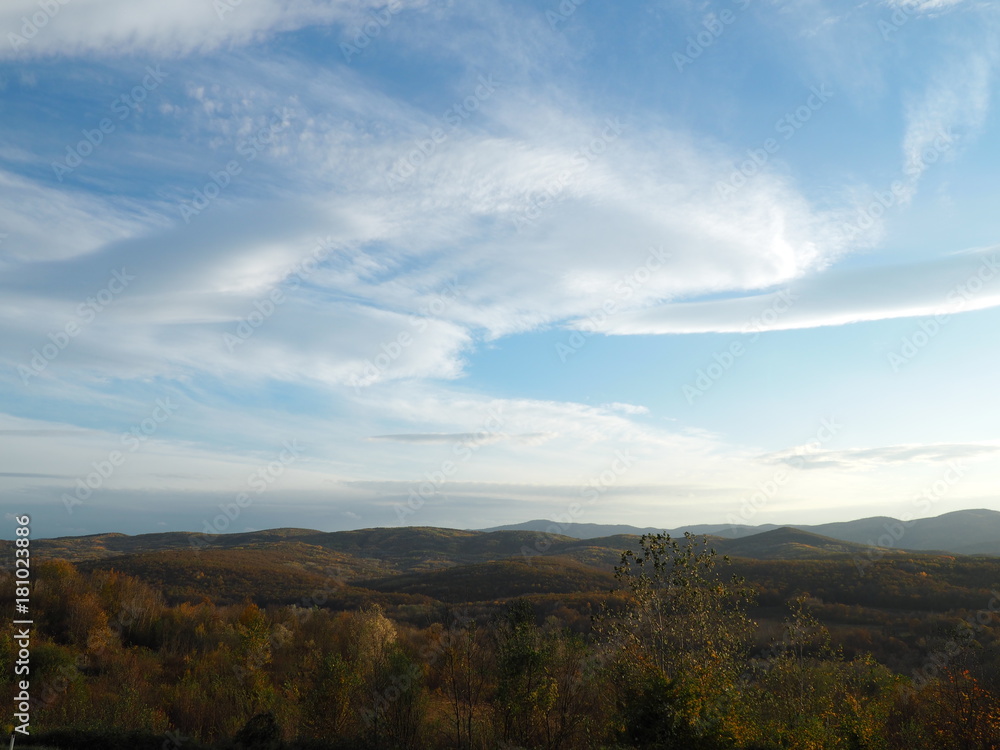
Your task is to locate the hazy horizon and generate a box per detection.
[7,506,998,542]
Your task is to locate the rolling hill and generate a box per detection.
[2,523,899,618]
[712,527,896,560]
[480,508,1000,556]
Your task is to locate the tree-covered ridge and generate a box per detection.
[0,524,902,570]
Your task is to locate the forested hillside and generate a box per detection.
[3,527,999,749]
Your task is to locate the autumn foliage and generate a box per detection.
[2,534,999,749]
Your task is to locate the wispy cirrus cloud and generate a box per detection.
[584,247,1000,335]
[0,0,423,60]
[763,442,1000,470]
[884,0,969,14]
[0,168,162,263]
[0,472,72,479]
[0,42,860,390]
[900,45,996,202]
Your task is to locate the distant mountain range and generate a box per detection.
[479,508,1000,556]
[3,512,997,620]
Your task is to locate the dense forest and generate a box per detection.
[3,531,1000,749]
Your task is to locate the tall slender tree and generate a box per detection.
[596,532,755,748]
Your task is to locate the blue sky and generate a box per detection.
[1,0,998,539]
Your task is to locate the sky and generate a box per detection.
[1,0,998,539]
